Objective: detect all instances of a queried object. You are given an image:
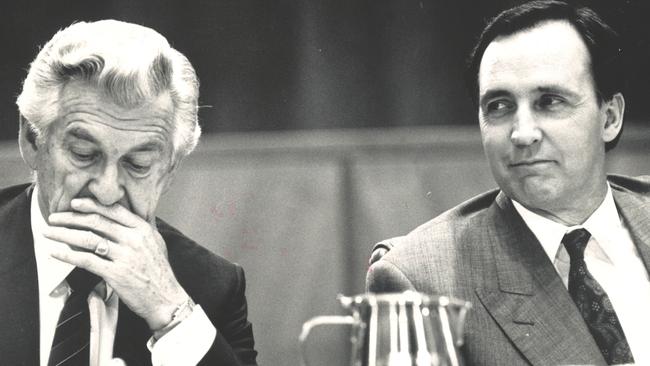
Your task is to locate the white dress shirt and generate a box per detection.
[31,186,216,366]
[512,185,650,365]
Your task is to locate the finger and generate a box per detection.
[43,225,121,260]
[48,211,128,242]
[50,243,112,278]
[71,198,142,228]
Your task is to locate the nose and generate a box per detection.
[510,108,542,147]
[88,163,125,206]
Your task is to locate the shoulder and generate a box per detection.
[388,188,500,252]
[413,188,500,235]
[0,183,32,226]
[368,188,503,293]
[0,183,31,208]
[155,218,245,305]
[375,188,501,272]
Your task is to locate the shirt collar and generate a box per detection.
[31,185,76,298]
[582,185,624,250]
[512,184,620,262]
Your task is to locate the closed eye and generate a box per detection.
[124,159,152,176]
[71,149,99,163]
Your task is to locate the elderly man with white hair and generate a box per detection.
[0,20,257,365]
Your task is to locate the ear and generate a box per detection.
[602,93,625,143]
[18,116,39,170]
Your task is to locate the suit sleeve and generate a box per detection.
[366,259,417,293]
[198,265,257,366]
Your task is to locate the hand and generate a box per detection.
[44,198,189,332]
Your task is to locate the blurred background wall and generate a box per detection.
[2,127,650,365]
[0,1,649,365]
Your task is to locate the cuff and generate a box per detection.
[147,305,217,366]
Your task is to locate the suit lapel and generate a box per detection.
[0,185,40,365]
[474,192,605,365]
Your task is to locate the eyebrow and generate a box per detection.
[66,127,165,153]
[68,127,98,144]
[131,141,165,153]
[479,85,580,106]
[478,89,512,107]
[535,86,580,99]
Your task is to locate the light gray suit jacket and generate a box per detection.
[367,174,650,365]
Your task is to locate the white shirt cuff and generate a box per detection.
[147,305,217,366]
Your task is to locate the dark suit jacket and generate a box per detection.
[367,175,650,365]
[0,184,257,365]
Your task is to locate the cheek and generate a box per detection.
[127,173,169,219]
[558,121,601,159]
[36,156,90,213]
[481,130,508,161]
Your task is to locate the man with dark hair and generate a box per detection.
[466,0,625,151]
[367,1,650,364]
[0,20,257,365]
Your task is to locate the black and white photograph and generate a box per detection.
[0,1,649,365]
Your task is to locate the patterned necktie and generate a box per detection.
[48,267,101,366]
[562,228,634,365]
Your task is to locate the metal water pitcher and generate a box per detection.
[300,291,471,366]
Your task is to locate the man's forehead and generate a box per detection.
[55,80,175,140]
[481,20,589,67]
[478,20,592,94]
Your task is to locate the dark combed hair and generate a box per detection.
[465,0,624,150]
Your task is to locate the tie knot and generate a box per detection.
[562,228,591,261]
[66,267,101,296]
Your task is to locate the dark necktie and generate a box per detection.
[48,268,101,366]
[562,228,634,365]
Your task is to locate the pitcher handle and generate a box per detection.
[453,303,471,346]
[299,315,356,366]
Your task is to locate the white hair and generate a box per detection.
[16,19,201,160]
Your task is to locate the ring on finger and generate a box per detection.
[95,240,110,257]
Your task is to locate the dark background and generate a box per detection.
[0,0,648,139]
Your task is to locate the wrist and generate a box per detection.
[152,296,196,340]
